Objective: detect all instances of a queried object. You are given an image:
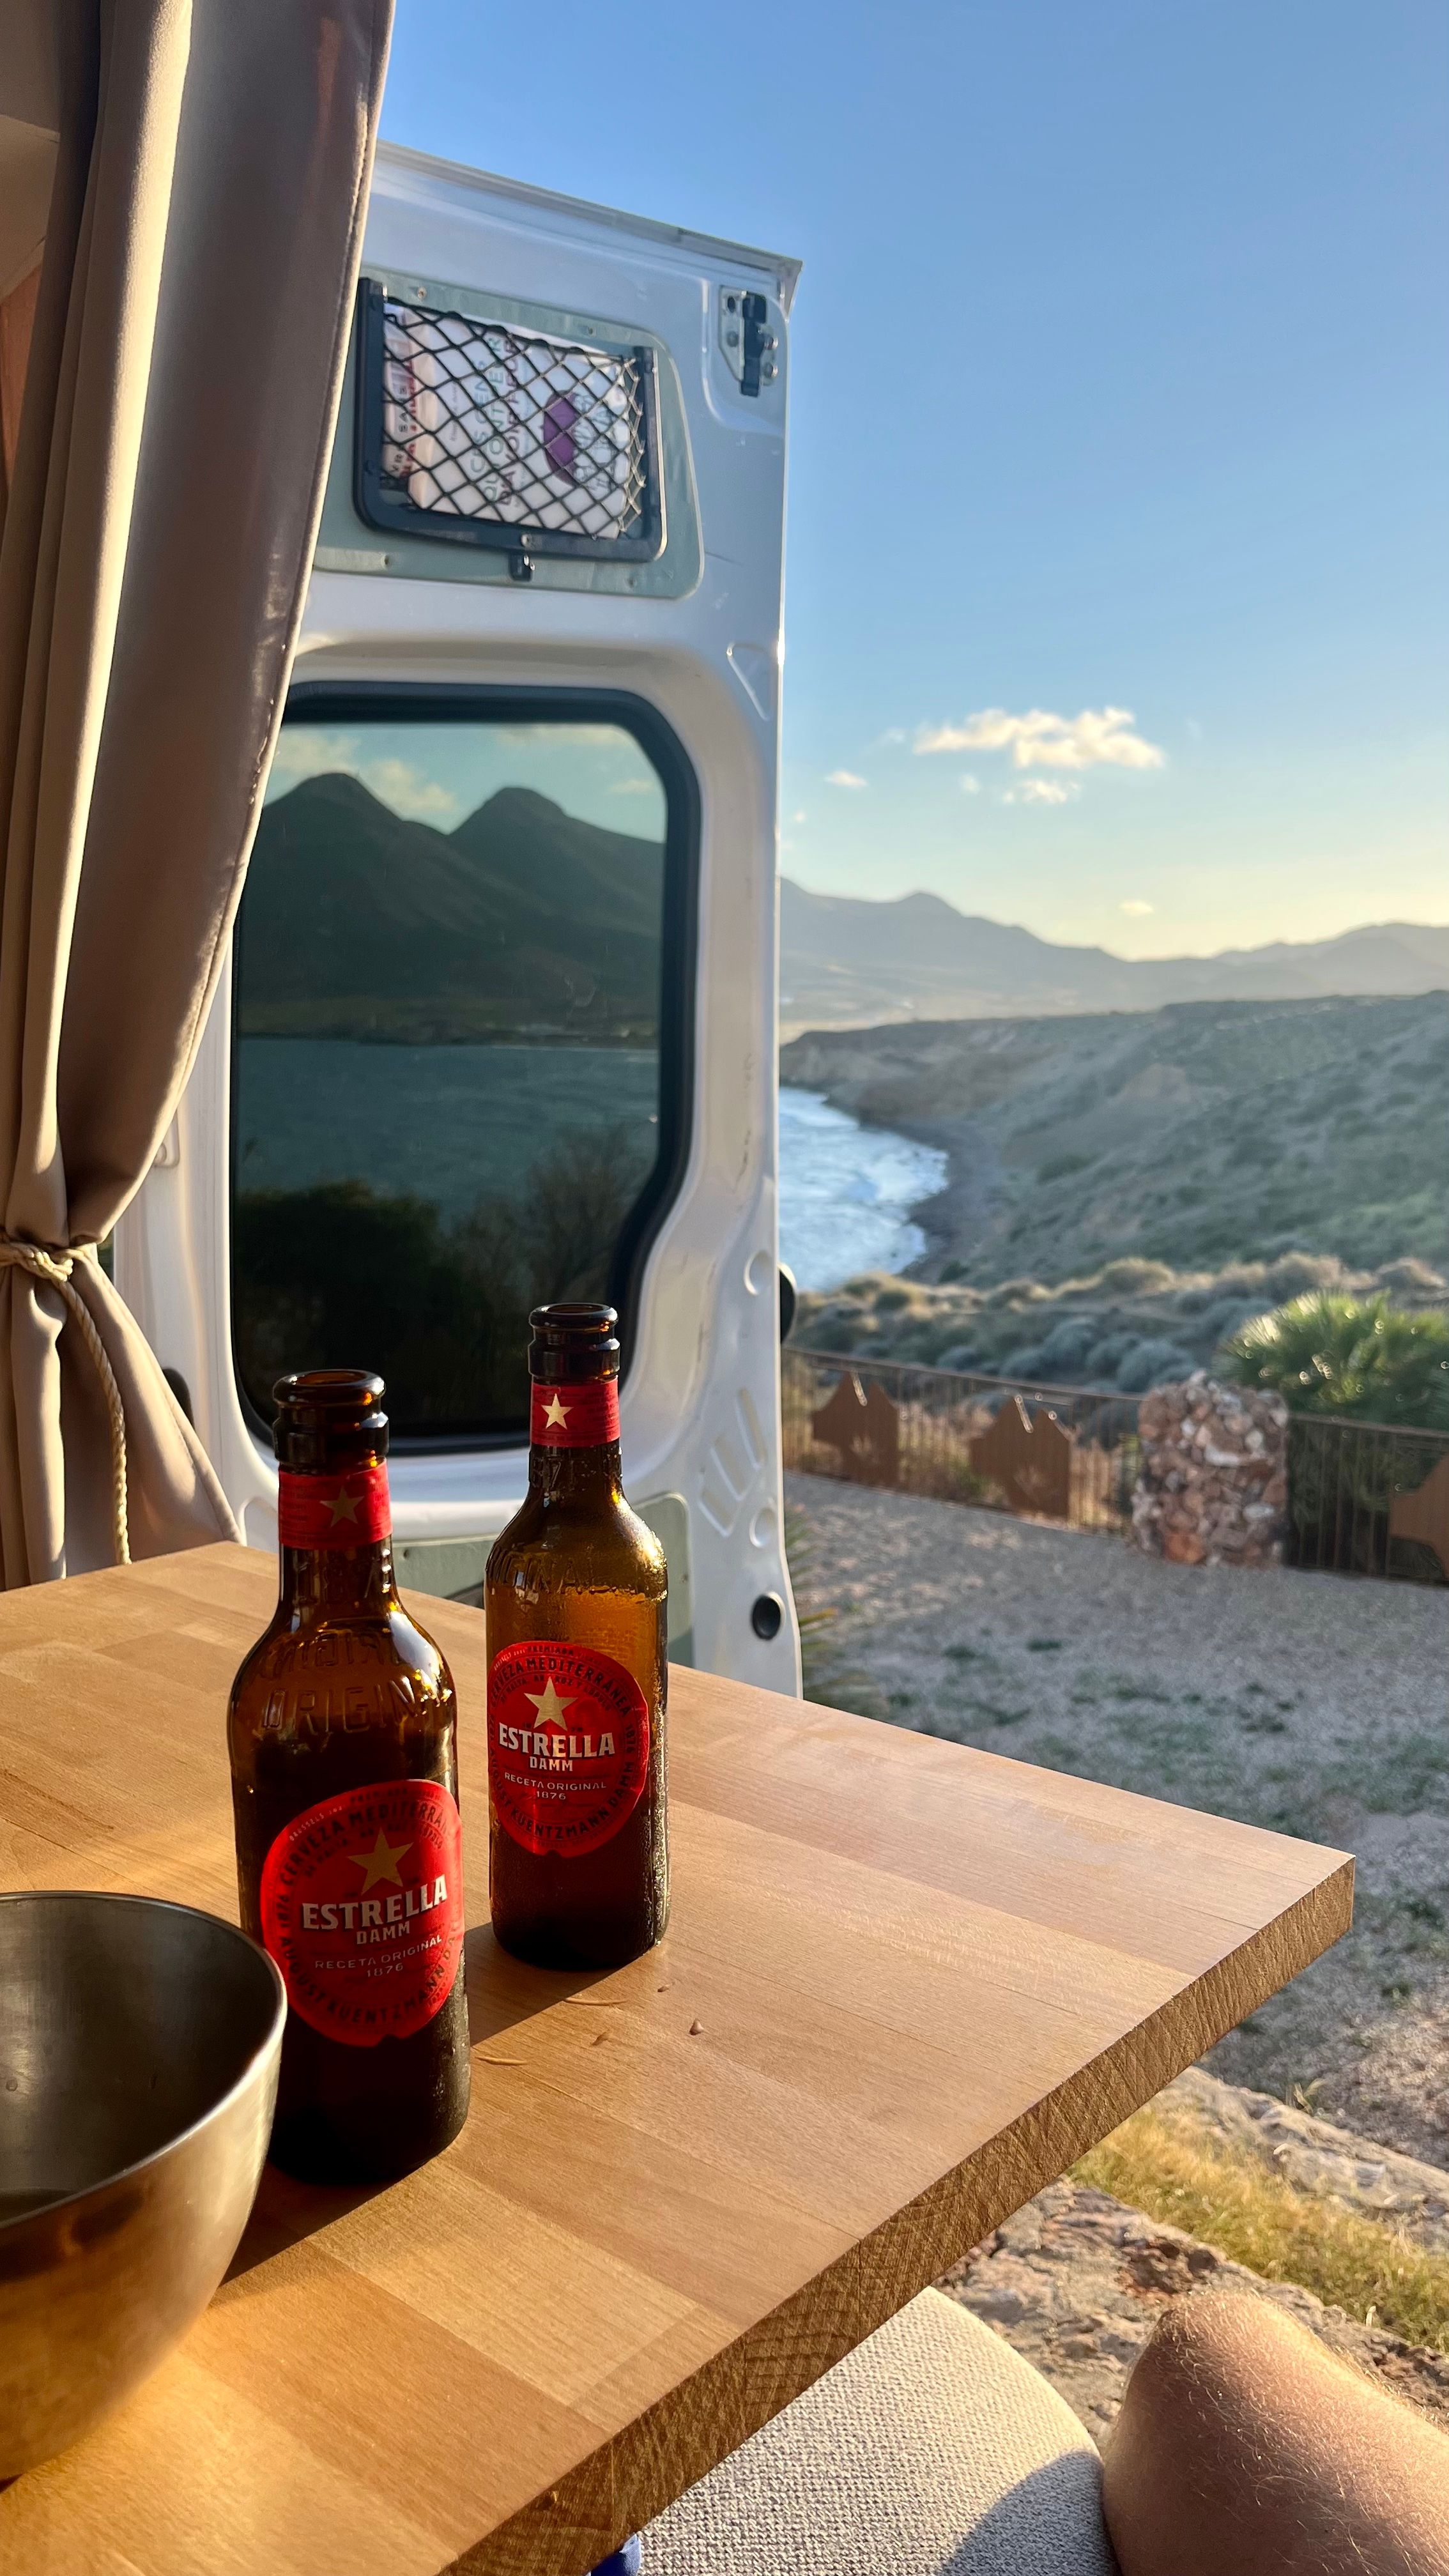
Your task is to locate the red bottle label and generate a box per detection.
[277,1462,391,1548]
[259,1779,464,2047]
[488,1641,649,1858]
[529,1379,620,1448]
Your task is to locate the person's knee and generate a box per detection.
[1102,2288,1449,2576]
[1105,2290,1279,2507]
[1116,2285,1307,2438]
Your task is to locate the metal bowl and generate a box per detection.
[0,1890,285,2477]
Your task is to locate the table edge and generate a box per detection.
[446,1850,1353,2576]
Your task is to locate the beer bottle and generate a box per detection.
[485,1304,668,1968]
[227,1370,470,2181]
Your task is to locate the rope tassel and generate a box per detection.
[0,1242,130,1565]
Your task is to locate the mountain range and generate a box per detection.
[244,778,1449,1045]
[781,878,1449,1035]
[240,774,663,1042]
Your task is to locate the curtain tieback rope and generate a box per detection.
[0,1241,130,1566]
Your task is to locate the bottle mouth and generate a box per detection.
[272,1370,389,1466]
[529,1303,619,1383]
[528,1303,617,1335]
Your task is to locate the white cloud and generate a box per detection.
[825,769,868,790]
[264,731,459,822]
[916,705,1165,772]
[1120,898,1155,916]
[606,776,657,795]
[792,808,808,823]
[494,721,627,747]
[266,728,362,792]
[1003,779,1078,806]
[959,774,981,795]
[362,757,459,821]
[877,726,908,747]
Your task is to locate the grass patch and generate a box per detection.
[1075,2102,1449,2355]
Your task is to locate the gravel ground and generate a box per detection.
[787,1471,1449,2165]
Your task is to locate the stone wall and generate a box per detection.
[1131,1372,1288,1568]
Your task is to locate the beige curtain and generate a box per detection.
[0,0,393,1584]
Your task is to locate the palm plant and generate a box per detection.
[1220,1292,1449,1430]
[1220,1292,1449,1575]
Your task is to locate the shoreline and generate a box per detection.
[785,1078,1005,1284]
[778,1082,951,1285]
[779,1000,1449,1298]
[894,1112,1002,1280]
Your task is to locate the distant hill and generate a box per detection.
[781,990,1449,1286]
[239,776,663,1042]
[781,878,1449,1034]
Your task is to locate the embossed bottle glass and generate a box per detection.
[228,1370,470,2181]
[485,1305,669,1968]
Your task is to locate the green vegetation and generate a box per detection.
[792,1250,1449,1403]
[233,1128,648,1430]
[1077,2099,1449,2354]
[1222,1291,1449,1429]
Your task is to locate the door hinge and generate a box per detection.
[719,288,777,397]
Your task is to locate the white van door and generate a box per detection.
[113,143,801,1690]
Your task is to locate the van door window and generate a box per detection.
[231,695,693,1442]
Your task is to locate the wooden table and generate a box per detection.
[0,1543,1351,2576]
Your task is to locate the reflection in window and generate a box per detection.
[231,713,677,1438]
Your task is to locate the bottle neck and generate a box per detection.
[527,1439,622,1505]
[275,1453,397,1618]
[278,1538,399,1616]
[526,1369,621,1506]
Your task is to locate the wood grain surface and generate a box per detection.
[0,1543,1352,2576]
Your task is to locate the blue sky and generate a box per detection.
[381,1,1447,957]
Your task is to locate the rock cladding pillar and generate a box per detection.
[1131,1373,1289,1568]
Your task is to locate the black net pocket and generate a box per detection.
[355,281,663,564]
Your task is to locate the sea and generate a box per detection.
[233,1040,944,1295]
[778,1087,946,1292]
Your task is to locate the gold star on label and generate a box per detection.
[541,1395,571,1429]
[524,1676,575,1729]
[327,1487,360,1524]
[348,1828,411,1892]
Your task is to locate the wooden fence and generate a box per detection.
[783,1346,1449,1583]
[782,1347,1141,1535]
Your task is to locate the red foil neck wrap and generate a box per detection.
[530,1378,620,1448]
[277,1462,392,1549]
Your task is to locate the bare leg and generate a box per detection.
[1102,2290,1449,2576]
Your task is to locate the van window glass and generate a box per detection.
[231,708,681,1441]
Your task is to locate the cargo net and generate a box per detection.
[378,298,648,544]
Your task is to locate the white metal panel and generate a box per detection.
[115,146,800,1692]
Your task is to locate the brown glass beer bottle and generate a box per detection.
[228,1370,470,2181]
[485,1305,668,1968]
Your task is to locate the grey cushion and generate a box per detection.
[643,2290,1117,2575]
